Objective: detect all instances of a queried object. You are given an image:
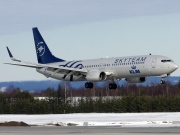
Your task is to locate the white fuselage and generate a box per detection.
[36,55,178,82]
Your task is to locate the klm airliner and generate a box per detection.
[5,28,178,89]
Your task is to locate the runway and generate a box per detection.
[0,126,180,135]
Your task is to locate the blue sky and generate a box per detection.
[1,0,180,81]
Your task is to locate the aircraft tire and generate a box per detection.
[89,82,93,89]
[161,80,165,84]
[109,83,117,89]
[85,82,93,89]
[113,83,117,89]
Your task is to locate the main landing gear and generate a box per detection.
[85,82,117,89]
[108,83,117,89]
[85,82,93,89]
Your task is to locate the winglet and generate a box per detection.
[6,47,21,62]
[7,46,13,58]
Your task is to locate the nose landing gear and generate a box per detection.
[160,79,165,84]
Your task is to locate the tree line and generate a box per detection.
[0,81,180,114]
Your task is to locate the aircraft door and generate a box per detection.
[99,63,105,70]
[151,58,156,68]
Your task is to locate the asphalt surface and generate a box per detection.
[0,126,180,135]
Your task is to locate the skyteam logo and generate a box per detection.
[59,61,83,69]
[36,42,45,56]
[59,61,84,81]
[129,65,140,74]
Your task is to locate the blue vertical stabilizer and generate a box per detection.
[32,27,65,64]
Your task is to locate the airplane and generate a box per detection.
[5,27,178,89]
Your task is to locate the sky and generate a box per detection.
[1,0,180,82]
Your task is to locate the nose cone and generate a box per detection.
[174,64,178,70]
[172,63,178,71]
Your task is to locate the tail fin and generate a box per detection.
[32,27,65,64]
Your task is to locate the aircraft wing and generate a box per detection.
[4,63,43,68]
[5,47,88,76]
[4,62,87,72]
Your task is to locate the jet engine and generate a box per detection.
[86,71,107,81]
[125,77,146,83]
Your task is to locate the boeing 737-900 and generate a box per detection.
[5,27,178,89]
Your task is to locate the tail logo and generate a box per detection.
[36,42,45,56]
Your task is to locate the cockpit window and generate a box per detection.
[161,60,173,62]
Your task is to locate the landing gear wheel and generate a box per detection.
[89,82,93,88]
[85,82,89,88]
[85,82,93,89]
[113,83,117,89]
[160,80,165,84]
[109,83,117,89]
[109,83,113,89]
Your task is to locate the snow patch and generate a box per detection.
[0,113,180,127]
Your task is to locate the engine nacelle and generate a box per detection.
[86,71,107,81]
[125,77,146,83]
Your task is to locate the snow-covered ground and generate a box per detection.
[0,113,180,127]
